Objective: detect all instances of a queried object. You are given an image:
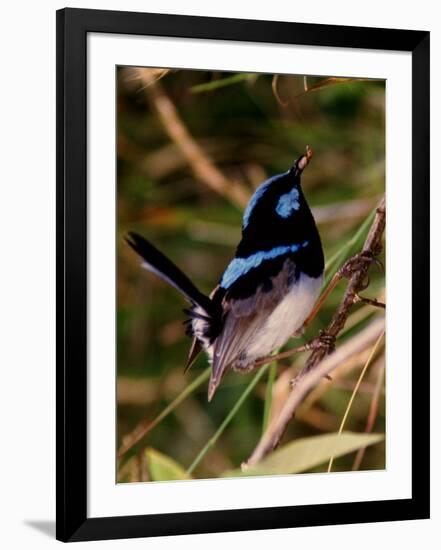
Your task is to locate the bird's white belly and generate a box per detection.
[245,273,323,360]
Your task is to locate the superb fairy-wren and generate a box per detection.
[126,147,324,400]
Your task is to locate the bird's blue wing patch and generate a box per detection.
[220,241,308,289]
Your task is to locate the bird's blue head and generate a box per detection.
[242,146,313,231]
[220,146,324,298]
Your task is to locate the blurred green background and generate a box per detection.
[116,67,385,482]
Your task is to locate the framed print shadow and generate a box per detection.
[56,7,430,543]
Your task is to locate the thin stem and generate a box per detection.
[271,74,289,107]
[352,359,385,470]
[262,363,277,434]
[354,295,386,309]
[303,75,308,92]
[117,368,211,459]
[327,330,384,472]
[187,366,269,475]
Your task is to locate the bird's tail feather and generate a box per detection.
[125,232,215,317]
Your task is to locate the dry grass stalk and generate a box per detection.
[135,68,249,208]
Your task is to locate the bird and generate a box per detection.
[126,146,324,401]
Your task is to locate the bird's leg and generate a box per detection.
[252,330,336,368]
[252,345,311,368]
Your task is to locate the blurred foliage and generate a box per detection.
[116,68,385,481]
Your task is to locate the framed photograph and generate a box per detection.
[56,7,430,542]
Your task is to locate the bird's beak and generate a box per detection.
[294,145,313,176]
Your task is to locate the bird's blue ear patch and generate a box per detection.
[276,187,300,218]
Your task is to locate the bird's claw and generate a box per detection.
[315,330,336,353]
[288,331,335,389]
[301,331,335,353]
[338,251,374,279]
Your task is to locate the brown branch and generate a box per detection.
[303,197,385,373]
[135,69,249,208]
[245,197,386,467]
[244,317,385,468]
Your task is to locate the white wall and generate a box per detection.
[0,1,438,548]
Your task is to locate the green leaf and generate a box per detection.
[190,73,257,93]
[146,448,192,481]
[223,432,384,477]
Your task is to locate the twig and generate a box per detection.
[135,69,249,208]
[354,294,386,309]
[301,196,385,377]
[327,330,385,472]
[291,77,382,101]
[244,317,385,468]
[303,76,308,92]
[352,358,385,470]
[245,197,385,466]
[262,363,277,434]
[271,75,289,107]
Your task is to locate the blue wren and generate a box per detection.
[126,147,324,401]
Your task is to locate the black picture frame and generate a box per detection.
[56,7,430,542]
